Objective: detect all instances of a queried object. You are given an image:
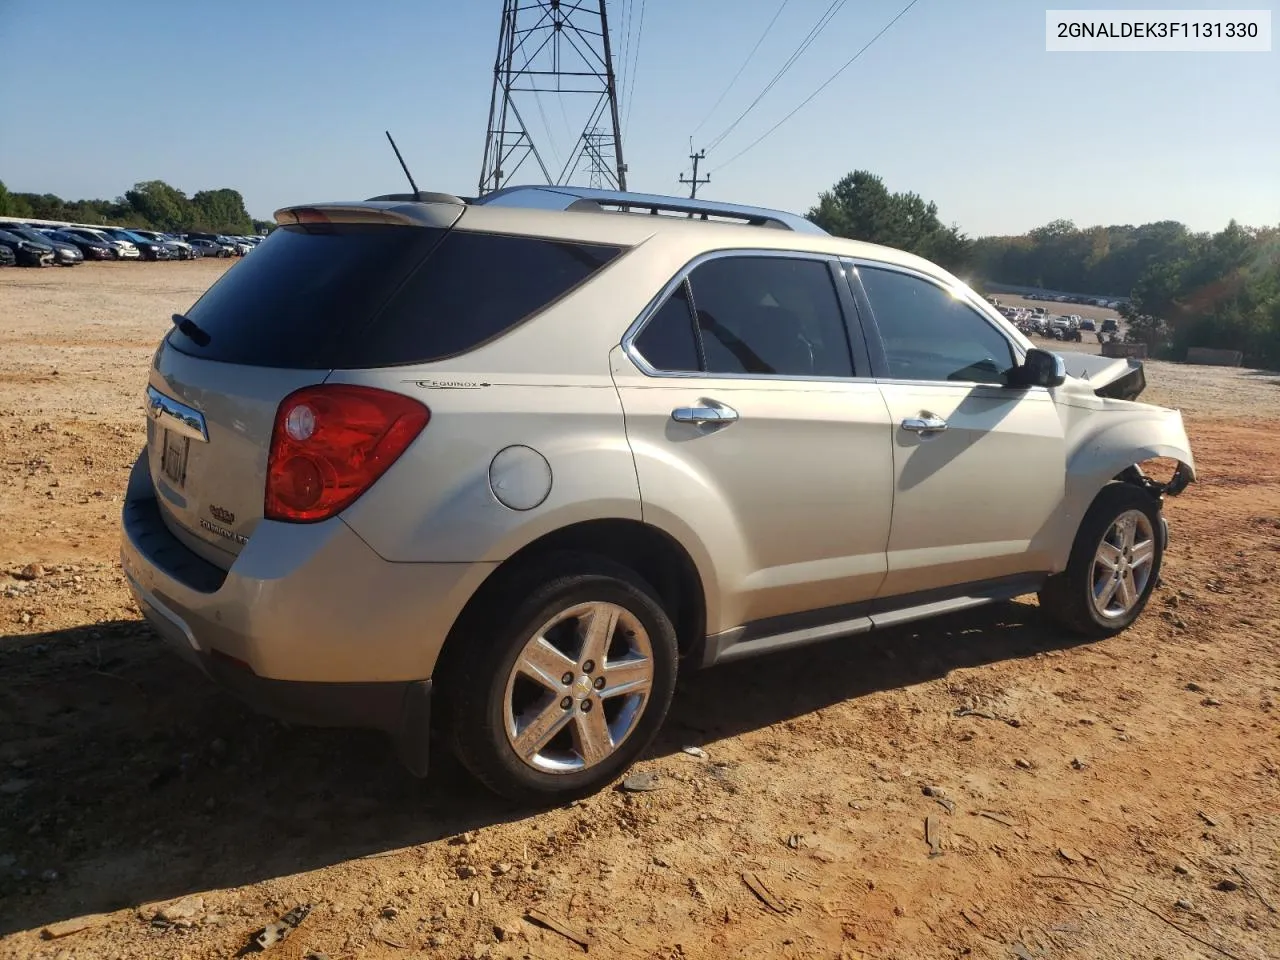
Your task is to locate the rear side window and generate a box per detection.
[632,280,700,372]
[169,224,623,369]
[347,231,621,368]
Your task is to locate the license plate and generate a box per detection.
[161,429,189,488]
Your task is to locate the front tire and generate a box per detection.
[442,553,678,804]
[1039,482,1163,638]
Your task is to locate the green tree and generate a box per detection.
[807,171,972,273]
[1119,223,1280,365]
[124,180,192,232]
[191,188,252,234]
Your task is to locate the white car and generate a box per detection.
[63,227,140,259]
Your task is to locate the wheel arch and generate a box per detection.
[1047,409,1195,564]
[434,518,710,684]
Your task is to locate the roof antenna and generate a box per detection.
[385,130,420,199]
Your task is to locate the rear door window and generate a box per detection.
[169,224,623,369]
[630,255,855,378]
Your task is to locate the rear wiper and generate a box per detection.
[171,313,211,347]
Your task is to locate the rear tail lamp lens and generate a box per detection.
[265,385,429,522]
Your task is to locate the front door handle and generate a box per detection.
[901,416,948,434]
[672,400,739,425]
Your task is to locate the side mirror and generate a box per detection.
[1009,348,1066,389]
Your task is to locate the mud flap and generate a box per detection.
[396,680,433,777]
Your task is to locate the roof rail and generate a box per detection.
[472,185,826,235]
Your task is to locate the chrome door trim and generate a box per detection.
[146,385,209,442]
[619,248,857,382]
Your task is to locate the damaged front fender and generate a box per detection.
[1066,407,1197,498]
[1041,405,1196,572]
[1117,459,1195,498]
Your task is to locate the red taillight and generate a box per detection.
[265,385,429,522]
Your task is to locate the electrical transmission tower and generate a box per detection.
[580,128,611,189]
[479,0,628,196]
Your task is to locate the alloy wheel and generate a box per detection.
[1090,509,1156,619]
[502,601,654,774]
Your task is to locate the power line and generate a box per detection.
[617,0,633,106]
[706,0,851,152]
[710,0,923,174]
[690,0,792,138]
[623,0,648,135]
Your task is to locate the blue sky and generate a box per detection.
[0,0,1275,236]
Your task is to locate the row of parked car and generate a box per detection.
[0,222,264,267]
[1023,292,1124,309]
[1015,314,1120,340]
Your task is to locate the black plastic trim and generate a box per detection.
[123,494,227,594]
[701,573,1046,668]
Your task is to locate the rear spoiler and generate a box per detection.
[273,200,463,230]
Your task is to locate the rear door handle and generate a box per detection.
[901,416,948,434]
[672,400,739,425]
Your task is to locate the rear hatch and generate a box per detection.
[146,201,464,568]
[145,199,625,568]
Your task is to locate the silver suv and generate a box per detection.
[121,186,1195,802]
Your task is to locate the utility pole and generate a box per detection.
[679,148,710,199]
[479,0,628,195]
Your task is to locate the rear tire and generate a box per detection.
[1039,482,1163,638]
[441,552,678,805]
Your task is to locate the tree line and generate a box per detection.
[3,171,1277,366]
[808,170,1280,367]
[0,179,270,236]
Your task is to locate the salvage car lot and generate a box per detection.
[1,261,1278,959]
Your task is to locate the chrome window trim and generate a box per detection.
[846,257,1036,389]
[619,248,860,383]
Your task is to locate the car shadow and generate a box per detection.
[0,601,1088,935]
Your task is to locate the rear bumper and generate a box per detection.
[119,451,495,772]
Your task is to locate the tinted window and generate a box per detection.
[170,224,622,369]
[632,281,699,372]
[859,267,1016,385]
[172,224,441,367]
[349,231,622,367]
[684,256,854,378]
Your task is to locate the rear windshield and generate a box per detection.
[168,223,624,368]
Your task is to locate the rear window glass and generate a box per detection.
[171,224,443,368]
[169,223,624,369]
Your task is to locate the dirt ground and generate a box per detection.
[1,262,1278,960]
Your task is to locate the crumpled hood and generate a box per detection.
[1059,353,1147,401]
